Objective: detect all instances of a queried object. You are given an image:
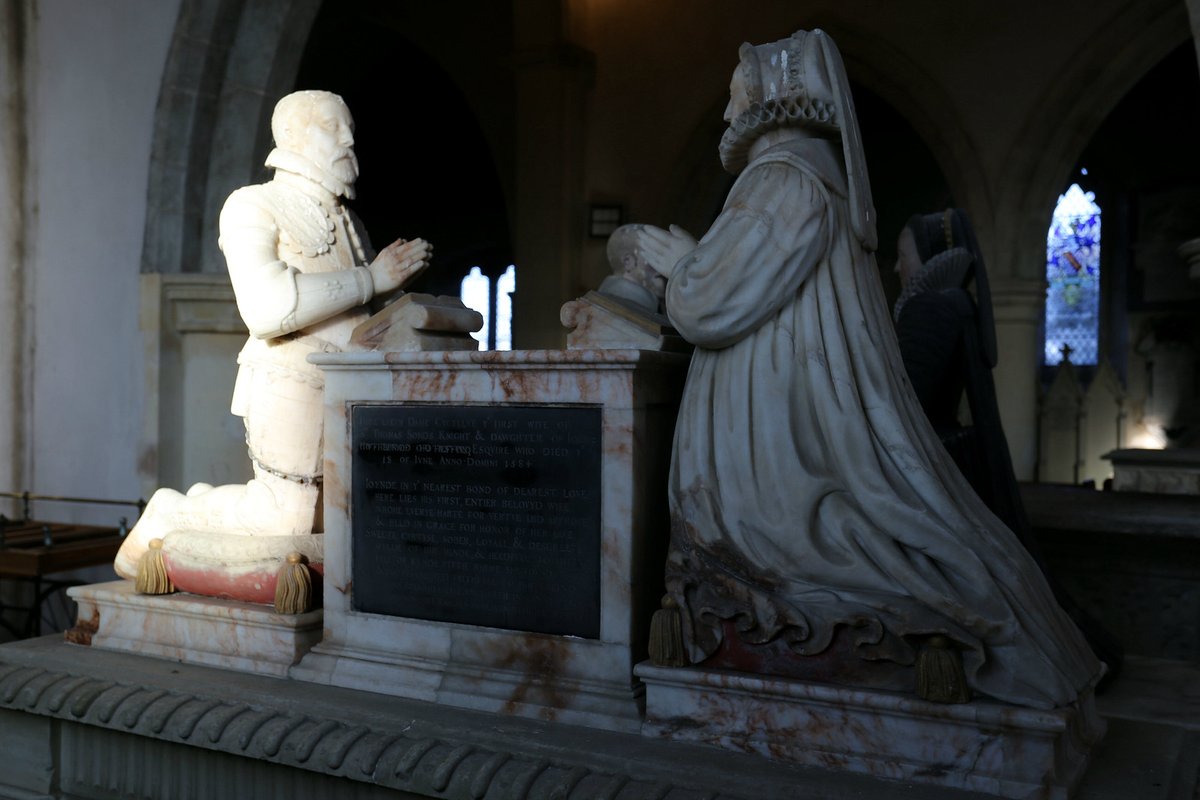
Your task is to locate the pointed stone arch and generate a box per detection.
[995,0,1188,284]
[833,27,989,246]
[140,0,321,275]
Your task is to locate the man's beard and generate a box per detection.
[266,147,359,199]
[328,151,359,187]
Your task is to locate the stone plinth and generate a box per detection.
[1105,448,1200,495]
[67,580,323,677]
[9,635,1078,800]
[292,349,688,732]
[635,663,1105,800]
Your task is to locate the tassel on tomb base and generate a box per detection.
[916,635,971,704]
[134,539,175,596]
[274,552,313,615]
[648,595,688,667]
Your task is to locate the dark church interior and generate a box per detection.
[0,1,1197,797]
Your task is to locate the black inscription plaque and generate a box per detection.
[351,404,602,638]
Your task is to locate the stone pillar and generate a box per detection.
[0,0,31,508]
[1183,1,1200,283]
[991,277,1044,481]
[0,709,55,797]
[510,0,593,349]
[1188,0,1200,83]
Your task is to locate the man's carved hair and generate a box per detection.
[271,90,350,152]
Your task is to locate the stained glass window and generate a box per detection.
[1044,183,1101,365]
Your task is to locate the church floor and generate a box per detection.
[1076,656,1200,799]
[0,636,1195,800]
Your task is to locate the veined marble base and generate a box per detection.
[292,626,645,732]
[298,350,687,732]
[635,662,1105,799]
[67,580,322,677]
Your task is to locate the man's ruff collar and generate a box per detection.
[265,148,355,200]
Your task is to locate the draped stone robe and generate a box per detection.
[663,136,1099,709]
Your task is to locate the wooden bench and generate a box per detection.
[0,520,123,638]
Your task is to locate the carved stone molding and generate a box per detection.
[0,642,754,800]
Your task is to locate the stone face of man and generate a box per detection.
[302,97,359,187]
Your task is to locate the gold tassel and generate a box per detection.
[274,552,312,615]
[135,538,175,595]
[648,594,687,667]
[916,635,971,704]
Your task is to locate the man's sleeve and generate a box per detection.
[219,188,374,339]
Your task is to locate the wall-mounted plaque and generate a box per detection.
[351,404,602,638]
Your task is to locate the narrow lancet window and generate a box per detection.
[459,265,516,350]
[460,266,490,351]
[1044,183,1101,365]
[495,265,516,351]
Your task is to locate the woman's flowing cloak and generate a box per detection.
[663,138,1098,709]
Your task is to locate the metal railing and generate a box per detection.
[0,491,145,522]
